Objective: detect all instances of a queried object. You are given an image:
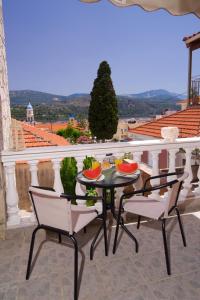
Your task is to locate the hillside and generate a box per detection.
[10,89,181,121]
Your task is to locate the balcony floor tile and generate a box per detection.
[1,213,200,300]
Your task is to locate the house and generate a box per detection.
[12,119,69,150]
[128,106,200,169]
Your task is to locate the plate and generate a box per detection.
[116,169,140,178]
[81,174,105,182]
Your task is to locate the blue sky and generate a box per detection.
[3,0,200,96]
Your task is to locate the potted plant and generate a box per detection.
[60,157,78,203]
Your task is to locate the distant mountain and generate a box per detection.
[120,89,185,100]
[10,89,181,121]
[9,90,68,105]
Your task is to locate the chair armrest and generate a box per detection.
[61,193,103,202]
[121,179,178,201]
[143,171,179,190]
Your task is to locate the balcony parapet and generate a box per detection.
[1,136,200,227]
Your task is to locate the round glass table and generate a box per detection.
[76,167,140,257]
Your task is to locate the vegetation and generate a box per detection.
[60,157,78,196]
[57,126,81,143]
[88,61,118,140]
[56,126,91,144]
[10,90,180,122]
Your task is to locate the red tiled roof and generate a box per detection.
[35,121,82,133]
[129,107,200,139]
[22,122,69,147]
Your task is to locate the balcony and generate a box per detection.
[1,137,200,228]
[1,125,200,300]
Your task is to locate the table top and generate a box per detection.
[76,166,140,189]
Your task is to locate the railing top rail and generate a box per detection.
[1,137,200,163]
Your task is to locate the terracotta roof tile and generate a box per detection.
[35,121,82,133]
[129,107,200,139]
[21,122,70,148]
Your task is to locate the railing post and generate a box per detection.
[148,150,161,200]
[180,148,193,199]
[52,159,64,194]
[133,151,143,190]
[162,148,178,199]
[29,160,39,186]
[4,162,20,226]
[194,162,200,195]
[75,157,85,195]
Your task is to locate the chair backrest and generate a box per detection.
[164,172,188,218]
[29,187,73,234]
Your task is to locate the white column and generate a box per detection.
[168,149,178,176]
[75,157,86,195]
[52,159,64,194]
[194,163,200,195]
[180,148,193,199]
[29,160,39,186]
[148,150,161,200]
[133,151,143,190]
[162,148,178,199]
[4,162,20,226]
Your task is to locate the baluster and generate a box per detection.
[29,160,39,186]
[180,148,193,199]
[133,151,143,190]
[52,159,64,194]
[148,150,161,200]
[76,157,85,195]
[194,162,200,195]
[162,149,178,199]
[4,162,20,226]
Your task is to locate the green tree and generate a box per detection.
[88,61,118,140]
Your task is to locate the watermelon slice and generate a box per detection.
[83,166,101,179]
[117,162,138,174]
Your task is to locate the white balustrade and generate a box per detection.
[1,137,200,227]
[148,150,161,200]
[29,160,39,186]
[75,156,85,196]
[181,147,193,199]
[195,163,200,195]
[52,158,64,194]
[4,162,20,226]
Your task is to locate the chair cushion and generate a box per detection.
[123,196,165,220]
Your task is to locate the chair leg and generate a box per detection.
[26,225,41,280]
[137,216,141,229]
[58,233,62,244]
[70,235,78,300]
[90,223,103,260]
[175,207,186,247]
[161,219,171,275]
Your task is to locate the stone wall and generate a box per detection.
[0,0,13,238]
[0,163,5,239]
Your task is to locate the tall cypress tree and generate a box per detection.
[89,61,118,140]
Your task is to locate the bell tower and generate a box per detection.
[26,102,34,124]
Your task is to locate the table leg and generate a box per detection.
[103,188,108,256]
[110,188,115,216]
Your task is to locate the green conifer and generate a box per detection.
[89,61,118,140]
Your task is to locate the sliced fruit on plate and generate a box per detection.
[82,166,101,179]
[117,162,138,174]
